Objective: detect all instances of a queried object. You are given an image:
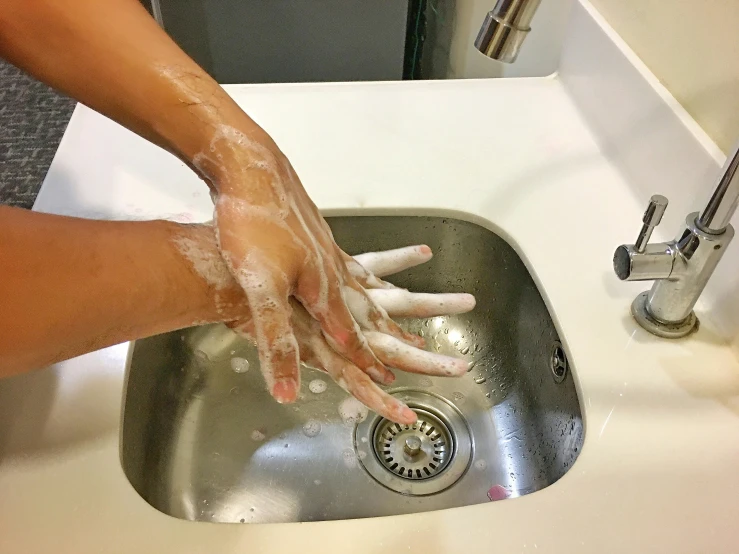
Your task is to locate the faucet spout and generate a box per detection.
[474,0,542,63]
[697,142,739,234]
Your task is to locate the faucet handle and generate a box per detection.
[634,195,668,252]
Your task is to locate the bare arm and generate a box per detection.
[0,0,252,162]
[0,206,243,375]
[0,207,475,423]
[0,0,420,404]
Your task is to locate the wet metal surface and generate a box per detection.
[121,216,583,523]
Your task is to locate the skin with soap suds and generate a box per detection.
[0,0,477,422]
[0,0,420,405]
[0,207,475,424]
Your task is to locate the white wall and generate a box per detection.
[447,0,574,79]
[589,0,739,154]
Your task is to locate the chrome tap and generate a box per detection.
[474,0,542,63]
[613,142,739,338]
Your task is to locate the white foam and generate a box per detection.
[342,448,358,468]
[308,379,327,394]
[250,430,265,441]
[302,420,322,438]
[338,397,369,426]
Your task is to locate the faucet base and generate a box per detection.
[631,292,699,339]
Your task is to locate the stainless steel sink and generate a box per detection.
[121,215,583,523]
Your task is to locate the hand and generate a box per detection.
[195,128,424,404]
[229,245,476,424]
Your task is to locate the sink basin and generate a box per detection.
[121,215,583,523]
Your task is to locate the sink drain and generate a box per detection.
[355,390,472,496]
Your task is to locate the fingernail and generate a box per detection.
[383,370,396,385]
[272,378,298,403]
[401,406,417,424]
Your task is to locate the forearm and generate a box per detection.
[0,207,245,377]
[0,0,270,170]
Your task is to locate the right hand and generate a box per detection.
[196,127,424,404]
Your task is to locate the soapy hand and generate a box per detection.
[195,127,424,404]
[229,245,476,424]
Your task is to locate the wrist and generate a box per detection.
[164,222,249,325]
[189,122,285,196]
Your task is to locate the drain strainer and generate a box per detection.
[374,409,453,479]
[355,390,472,496]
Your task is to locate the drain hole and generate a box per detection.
[550,341,568,384]
[358,391,473,496]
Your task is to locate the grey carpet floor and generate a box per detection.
[0,60,75,208]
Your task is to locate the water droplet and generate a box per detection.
[230,349,236,355]
[229,356,251,374]
[474,376,487,384]
[195,349,209,362]
[302,420,322,438]
[240,518,245,523]
[314,479,322,486]
[460,346,470,355]
[452,391,465,402]
[229,386,239,395]
[467,361,477,373]
[309,379,327,394]
[250,507,255,512]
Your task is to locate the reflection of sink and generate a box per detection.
[121,216,583,523]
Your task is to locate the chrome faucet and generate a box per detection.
[475,0,542,63]
[613,142,739,338]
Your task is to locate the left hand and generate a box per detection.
[229,244,476,424]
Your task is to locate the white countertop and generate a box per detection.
[2,13,739,552]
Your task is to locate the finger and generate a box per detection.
[235,264,300,403]
[367,290,477,318]
[353,245,433,278]
[295,263,396,385]
[342,282,426,349]
[342,252,397,290]
[366,332,468,377]
[309,335,417,425]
